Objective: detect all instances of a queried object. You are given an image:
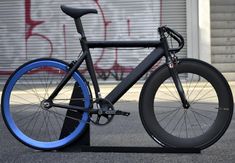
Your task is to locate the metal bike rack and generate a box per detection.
[59,84,201,154]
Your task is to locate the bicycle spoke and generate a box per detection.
[29,109,42,137]
[178,115,185,137]
[191,95,217,105]
[11,94,39,105]
[10,100,39,106]
[51,107,64,130]
[189,82,210,103]
[37,110,46,140]
[14,85,43,99]
[24,75,43,102]
[15,108,40,123]
[19,106,41,129]
[47,112,59,140]
[156,108,179,115]
[170,111,185,134]
[12,104,38,114]
[155,97,181,103]
[186,111,197,137]
[185,73,194,99]
[190,108,213,121]
[163,108,181,129]
[158,89,179,101]
[53,98,85,101]
[190,106,218,113]
[46,111,53,141]
[184,111,188,138]
[58,87,73,97]
[191,110,204,134]
[187,78,202,100]
[162,83,180,101]
[159,108,180,122]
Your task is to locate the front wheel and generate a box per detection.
[139,59,233,149]
[1,58,91,150]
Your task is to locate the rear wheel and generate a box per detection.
[139,59,233,149]
[1,58,91,150]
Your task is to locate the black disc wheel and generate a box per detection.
[139,59,233,149]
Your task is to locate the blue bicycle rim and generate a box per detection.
[2,60,90,150]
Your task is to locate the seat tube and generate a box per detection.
[84,48,101,99]
[75,17,101,98]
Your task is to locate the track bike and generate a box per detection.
[1,5,233,150]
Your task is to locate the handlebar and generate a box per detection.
[158,26,184,53]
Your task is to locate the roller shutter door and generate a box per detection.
[211,0,235,80]
[0,0,186,83]
[161,0,187,59]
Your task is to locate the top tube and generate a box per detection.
[87,41,161,48]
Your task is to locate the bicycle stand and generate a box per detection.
[58,83,201,154]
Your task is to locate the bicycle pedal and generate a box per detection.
[115,110,130,116]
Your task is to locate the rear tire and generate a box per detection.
[139,59,233,149]
[1,58,91,150]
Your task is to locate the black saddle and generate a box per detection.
[61,5,98,19]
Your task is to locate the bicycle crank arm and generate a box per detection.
[103,110,130,116]
[115,110,130,116]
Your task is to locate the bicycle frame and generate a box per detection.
[48,17,186,111]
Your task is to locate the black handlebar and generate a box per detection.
[158,26,184,53]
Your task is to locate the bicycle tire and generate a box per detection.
[139,58,233,149]
[1,58,91,150]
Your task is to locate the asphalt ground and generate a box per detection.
[0,83,235,163]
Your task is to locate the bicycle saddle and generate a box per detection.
[61,5,97,19]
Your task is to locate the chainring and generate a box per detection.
[89,98,114,125]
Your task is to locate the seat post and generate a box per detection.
[74,18,86,38]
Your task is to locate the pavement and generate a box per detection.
[0,82,235,163]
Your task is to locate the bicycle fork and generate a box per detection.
[168,56,190,109]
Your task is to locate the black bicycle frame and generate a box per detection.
[48,16,187,111]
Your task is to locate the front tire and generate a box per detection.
[139,59,233,149]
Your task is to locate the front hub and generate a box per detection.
[183,101,190,109]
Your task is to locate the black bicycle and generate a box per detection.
[1,5,233,150]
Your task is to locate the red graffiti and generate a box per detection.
[93,0,135,80]
[0,0,162,81]
[25,0,53,59]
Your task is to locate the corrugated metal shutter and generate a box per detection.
[0,0,186,83]
[161,0,187,59]
[211,0,235,80]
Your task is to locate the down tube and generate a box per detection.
[105,47,164,104]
